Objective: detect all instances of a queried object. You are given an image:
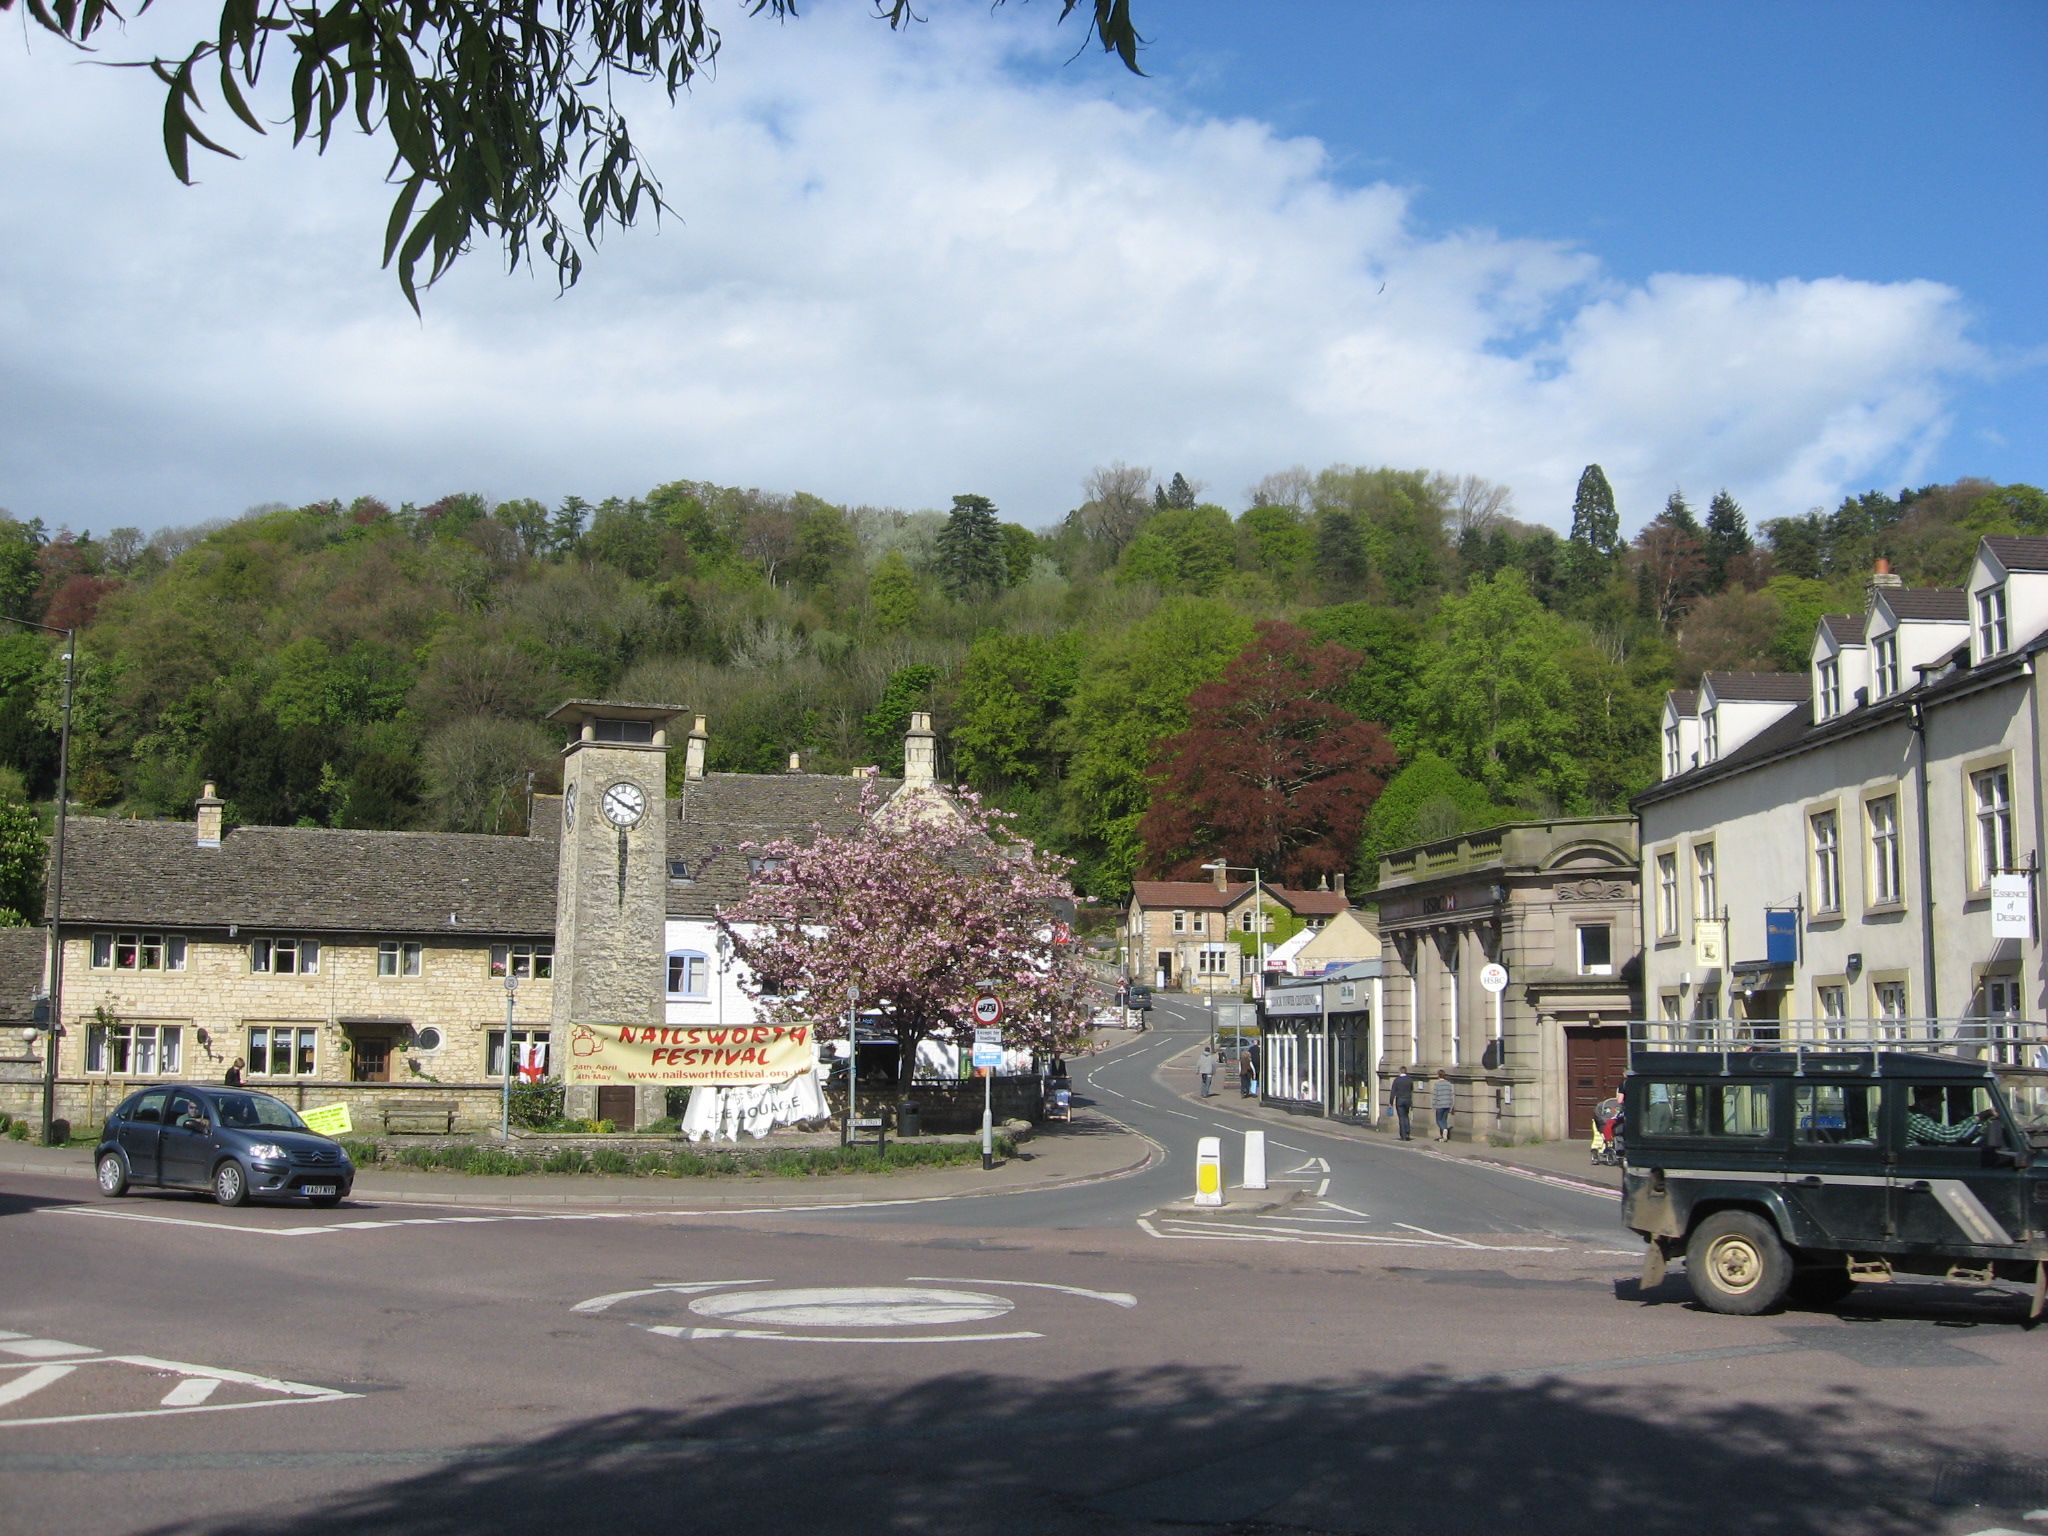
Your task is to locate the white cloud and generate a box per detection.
[0,9,1982,537]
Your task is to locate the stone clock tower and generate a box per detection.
[548,699,685,1126]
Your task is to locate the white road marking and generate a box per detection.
[646,1325,1041,1344]
[1396,1221,1486,1250]
[0,1364,75,1407]
[1137,1216,1568,1253]
[905,1277,1137,1308]
[573,1280,772,1315]
[688,1287,1014,1328]
[1316,1177,1330,1197]
[1153,1106,1198,1120]
[0,1336,92,1358]
[160,1377,222,1407]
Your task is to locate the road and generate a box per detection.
[2,996,2044,1536]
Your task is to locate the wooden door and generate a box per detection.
[351,1035,393,1083]
[1565,1024,1629,1137]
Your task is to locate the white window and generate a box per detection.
[489,943,554,980]
[1694,843,1717,923]
[1817,984,1847,1043]
[1702,709,1720,762]
[89,932,187,972]
[1171,910,1186,933]
[1982,976,2024,1064]
[1188,912,1205,935]
[1810,810,1841,914]
[250,936,319,975]
[247,1025,318,1077]
[1664,723,1681,776]
[1873,980,1909,1042]
[487,1029,552,1078]
[1977,583,2009,655]
[85,1021,183,1075]
[1658,992,1683,1043]
[1240,908,1255,933]
[1873,633,1900,697]
[1196,945,1232,977]
[1972,766,2014,888]
[666,950,709,999]
[1655,853,1678,938]
[1577,924,1613,977]
[1817,658,1840,719]
[1866,794,1901,906]
[377,940,423,978]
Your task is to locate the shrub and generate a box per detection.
[542,1146,587,1174]
[634,1150,671,1176]
[664,1087,691,1119]
[509,1079,564,1129]
[6,1121,29,1141]
[593,1118,616,1135]
[397,1145,437,1169]
[340,1139,382,1166]
[590,1147,632,1174]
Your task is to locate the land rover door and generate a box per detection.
[1783,1076,1889,1247]
[1886,1077,2030,1254]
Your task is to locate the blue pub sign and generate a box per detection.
[1764,908,1799,964]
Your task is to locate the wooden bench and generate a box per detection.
[382,1102,458,1136]
[849,1115,887,1151]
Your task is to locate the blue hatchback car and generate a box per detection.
[95,1084,355,1207]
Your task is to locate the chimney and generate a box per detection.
[1211,861,1228,893]
[1866,557,1904,610]
[903,711,936,791]
[787,752,802,773]
[685,715,707,781]
[1334,872,1347,900]
[196,783,224,848]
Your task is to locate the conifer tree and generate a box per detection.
[1704,489,1753,590]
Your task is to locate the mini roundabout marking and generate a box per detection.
[573,1277,1134,1344]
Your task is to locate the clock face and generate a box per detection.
[601,780,647,827]
[562,782,577,829]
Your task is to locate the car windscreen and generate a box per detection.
[1993,1069,2048,1145]
[208,1092,309,1132]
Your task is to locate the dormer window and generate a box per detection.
[1702,709,1720,762]
[1977,584,2009,655]
[1817,658,1841,719]
[1664,723,1681,776]
[1873,634,1899,697]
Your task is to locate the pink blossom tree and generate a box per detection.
[716,786,1090,1091]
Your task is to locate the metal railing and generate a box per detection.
[1629,1016,2048,1068]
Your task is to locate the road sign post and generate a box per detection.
[972,999,1003,1170]
[1479,962,1508,1061]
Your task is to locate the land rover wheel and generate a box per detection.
[96,1151,129,1197]
[1685,1211,1792,1315]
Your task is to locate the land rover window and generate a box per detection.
[1795,1083,1878,1145]
[1901,1083,1995,1148]
[1996,1072,2048,1143]
[1635,1081,1771,1139]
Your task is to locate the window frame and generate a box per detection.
[377,939,424,978]
[1817,656,1840,719]
[246,1023,320,1078]
[1693,841,1717,925]
[1815,981,1848,1043]
[1664,722,1681,776]
[89,931,188,973]
[486,1028,553,1079]
[1808,805,1842,916]
[1977,582,2009,656]
[1702,708,1720,762]
[489,942,555,980]
[1967,760,2016,893]
[1863,789,1902,910]
[1576,923,1613,977]
[1654,851,1678,940]
[666,949,710,1000]
[1872,633,1899,698]
[84,1020,184,1076]
[1871,976,1911,1042]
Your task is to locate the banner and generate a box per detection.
[301,1102,353,1136]
[564,1021,817,1086]
[1693,920,1725,970]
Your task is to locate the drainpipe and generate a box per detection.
[1909,701,1939,1021]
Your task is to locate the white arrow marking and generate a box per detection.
[573,1280,773,1314]
[646,1325,1040,1344]
[0,1364,76,1407]
[906,1277,1137,1309]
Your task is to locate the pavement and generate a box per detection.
[0,1035,1619,1208]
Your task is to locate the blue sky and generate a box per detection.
[0,0,2039,539]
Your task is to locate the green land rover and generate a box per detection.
[1621,1037,2048,1318]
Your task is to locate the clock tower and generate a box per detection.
[548,699,685,1126]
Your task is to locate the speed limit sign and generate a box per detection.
[971,992,1003,1025]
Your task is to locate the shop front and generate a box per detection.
[1258,963,1381,1121]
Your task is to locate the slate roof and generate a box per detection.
[1277,887,1351,917]
[666,771,903,919]
[51,819,558,936]
[0,927,46,1021]
[1702,671,1809,703]
[1879,588,1967,622]
[1819,614,1864,645]
[1665,689,1697,717]
[1128,879,1350,916]
[1984,535,2048,574]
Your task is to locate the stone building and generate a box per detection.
[1124,868,1351,994]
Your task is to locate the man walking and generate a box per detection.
[1432,1068,1455,1141]
[1197,1044,1216,1097]
[1391,1068,1415,1140]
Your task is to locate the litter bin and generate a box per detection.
[897,1099,922,1137]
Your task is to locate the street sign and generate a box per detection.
[1992,873,2031,938]
[971,992,1003,1026]
[972,1025,1003,1070]
[1480,962,1509,994]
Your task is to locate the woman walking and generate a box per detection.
[1432,1069,1455,1141]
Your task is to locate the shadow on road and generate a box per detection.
[145,1361,2025,1536]
[0,1188,79,1221]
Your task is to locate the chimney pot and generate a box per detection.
[195,783,225,848]
[685,715,707,781]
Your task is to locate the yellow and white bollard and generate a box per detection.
[1195,1135,1223,1206]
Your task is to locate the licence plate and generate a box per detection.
[302,1184,337,1197]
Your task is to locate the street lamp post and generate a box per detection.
[501,972,519,1142]
[5,618,74,1147]
[1202,859,1265,1099]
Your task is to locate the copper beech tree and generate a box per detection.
[716,785,1089,1090]
[1139,621,1395,888]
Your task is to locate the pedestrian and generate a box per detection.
[1240,1047,1257,1098]
[1391,1068,1415,1140]
[1432,1068,1455,1141]
[1197,1044,1216,1097]
[224,1057,244,1086]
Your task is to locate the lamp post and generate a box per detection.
[5,618,74,1147]
[500,972,518,1142]
[1202,859,1265,1094]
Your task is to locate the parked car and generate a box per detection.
[96,1085,355,1207]
[1125,985,1152,1011]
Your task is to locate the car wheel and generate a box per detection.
[1685,1210,1792,1316]
[1788,1265,1858,1307]
[96,1151,129,1198]
[212,1159,250,1208]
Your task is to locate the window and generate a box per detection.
[1817,657,1840,719]
[1810,809,1841,914]
[487,1029,552,1078]
[1873,633,1900,697]
[89,932,187,972]
[1903,1082,1996,1148]
[377,940,423,978]
[1171,910,1186,933]
[1865,794,1901,906]
[1971,765,2014,889]
[250,936,320,975]
[591,718,656,744]
[1196,945,1232,977]
[1874,979,1909,1042]
[666,950,709,999]
[85,1021,183,1075]
[489,943,554,980]
[668,859,691,882]
[1655,853,1678,938]
[1664,722,1681,776]
[1188,912,1205,935]
[1635,1081,1771,1138]
[1693,843,1716,923]
[247,1025,318,1077]
[1977,583,2009,655]
[1817,984,1847,1043]
[1795,1083,1878,1145]
[1577,924,1612,977]
[746,855,785,878]
[1702,709,1720,762]
[1658,993,1683,1044]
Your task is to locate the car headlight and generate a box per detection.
[246,1143,287,1163]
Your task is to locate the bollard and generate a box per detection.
[1195,1135,1223,1206]
[1243,1130,1268,1191]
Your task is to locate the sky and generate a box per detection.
[2,0,2042,542]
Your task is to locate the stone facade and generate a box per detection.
[1125,869,1351,995]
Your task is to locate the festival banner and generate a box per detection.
[301,1102,353,1136]
[563,1021,818,1086]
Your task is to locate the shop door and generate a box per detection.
[1565,1024,1629,1138]
[596,1086,637,1130]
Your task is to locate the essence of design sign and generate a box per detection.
[564,1021,818,1086]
